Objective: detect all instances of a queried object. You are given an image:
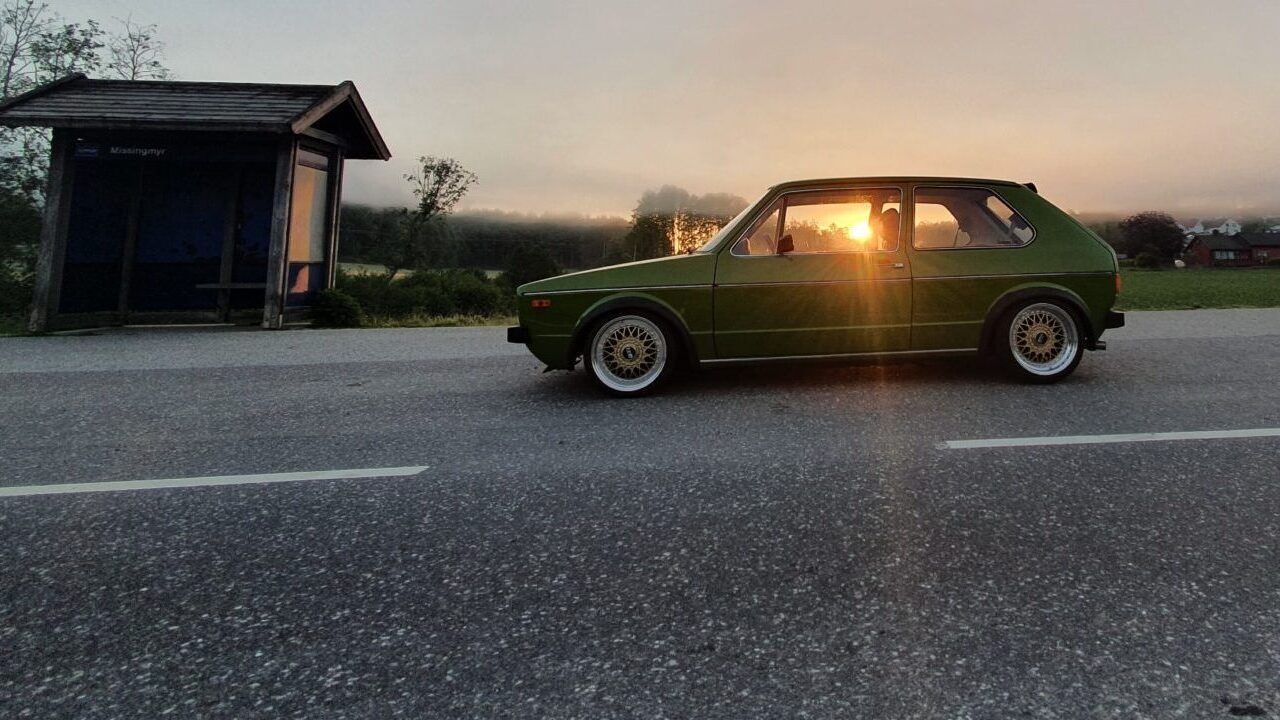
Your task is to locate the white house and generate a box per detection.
[1179,218,1241,237]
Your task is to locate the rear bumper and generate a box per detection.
[1105,310,1125,329]
[507,326,530,344]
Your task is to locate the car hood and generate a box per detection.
[517,254,716,294]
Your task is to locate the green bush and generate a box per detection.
[335,267,512,322]
[440,270,508,315]
[310,288,364,327]
[0,270,32,318]
[1134,252,1162,269]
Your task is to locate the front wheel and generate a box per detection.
[998,301,1083,383]
[584,313,675,397]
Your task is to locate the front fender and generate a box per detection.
[570,292,701,368]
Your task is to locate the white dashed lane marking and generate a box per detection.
[0,466,429,498]
[938,428,1280,450]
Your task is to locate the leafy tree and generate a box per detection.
[0,1,169,204]
[364,157,477,280]
[30,18,101,78]
[406,155,478,224]
[0,1,171,323]
[501,242,561,289]
[1118,211,1185,261]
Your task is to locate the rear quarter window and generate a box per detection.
[913,186,1035,250]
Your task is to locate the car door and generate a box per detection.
[712,186,912,359]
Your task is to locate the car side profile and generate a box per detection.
[507,177,1124,396]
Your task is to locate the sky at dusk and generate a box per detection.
[55,0,1280,217]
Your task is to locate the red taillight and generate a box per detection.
[1115,273,1122,295]
[530,298,552,309]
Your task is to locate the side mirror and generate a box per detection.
[776,234,794,255]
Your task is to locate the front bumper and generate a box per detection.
[1105,311,1125,329]
[507,326,530,344]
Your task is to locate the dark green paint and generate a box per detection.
[516,178,1119,370]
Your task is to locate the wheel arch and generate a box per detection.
[980,284,1099,354]
[570,294,699,369]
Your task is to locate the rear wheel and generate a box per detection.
[584,313,675,397]
[998,301,1083,383]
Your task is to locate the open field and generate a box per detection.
[1117,267,1280,311]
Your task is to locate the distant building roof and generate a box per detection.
[0,74,390,160]
[1190,234,1250,251]
[1236,232,1280,248]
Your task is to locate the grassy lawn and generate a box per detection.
[1117,267,1280,311]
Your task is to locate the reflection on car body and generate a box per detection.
[508,177,1124,396]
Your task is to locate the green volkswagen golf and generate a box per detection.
[508,177,1124,396]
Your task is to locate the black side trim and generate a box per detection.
[506,326,530,344]
[1105,311,1125,329]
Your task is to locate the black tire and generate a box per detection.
[995,300,1084,384]
[582,312,678,397]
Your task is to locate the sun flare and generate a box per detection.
[849,221,872,242]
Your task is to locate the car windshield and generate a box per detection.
[694,191,768,253]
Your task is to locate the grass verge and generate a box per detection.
[1117,267,1280,311]
[356,313,516,329]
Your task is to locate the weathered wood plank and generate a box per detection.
[261,138,297,329]
[28,129,76,332]
[326,149,346,289]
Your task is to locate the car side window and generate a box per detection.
[735,188,902,255]
[912,186,1035,249]
[732,203,782,256]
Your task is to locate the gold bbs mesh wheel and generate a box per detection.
[588,315,670,394]
[1007,302,1080,377]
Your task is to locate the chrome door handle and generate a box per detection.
[877,262,906,270]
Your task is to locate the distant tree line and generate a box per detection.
[338,183,747,275]
[620,186,748,261]
[339,206,630,272]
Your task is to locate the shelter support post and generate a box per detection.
[28,129,76,332]
[262,138,296,329]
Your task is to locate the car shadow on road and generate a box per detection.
[533,356,1021,400]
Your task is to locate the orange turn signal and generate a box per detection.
[530,298,552,309]
[1114,272,1122,295]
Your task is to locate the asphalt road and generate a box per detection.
[2,309,1279,719]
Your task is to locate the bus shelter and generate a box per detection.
[0,74,390,330]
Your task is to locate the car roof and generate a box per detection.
[773,176,1023,190]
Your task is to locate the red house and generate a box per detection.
[1186,232,1280,267]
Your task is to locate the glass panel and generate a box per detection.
[913,203,962,249]
[732,203,781,255]
[286,154,331,306]
[781,188,901,253]
[913,187,1035,249]
[288,163,329,263]
[129,164,226,311]
[60,162,131,313]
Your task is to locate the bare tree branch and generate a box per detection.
[106,16,170,80]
